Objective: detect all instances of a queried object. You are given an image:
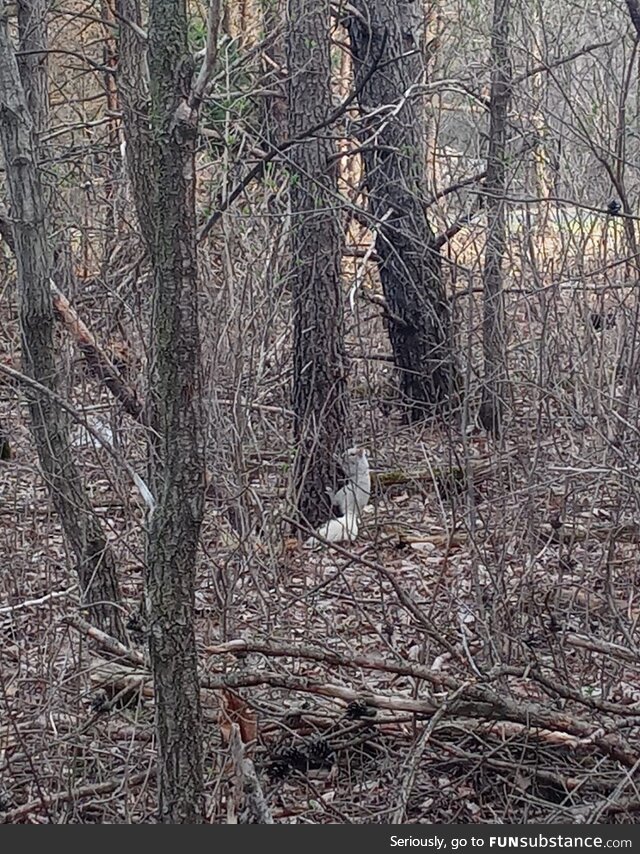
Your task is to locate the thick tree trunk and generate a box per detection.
[478,0,511,436]
[287,0,350,528]
[345,0,460,421]
[115,0,210,823]
[0,4,125,642]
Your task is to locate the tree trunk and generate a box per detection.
[260,0,287,149]
[116,0,212,823]
[287,0,350,528]
[115,0,154,248]
[624,0,640,37]
[16,0,48,135]
[98,0,123,256]
[0,426,11,459]
[345,0,460,422]
[478,0,511,436]
[0,3,125,642]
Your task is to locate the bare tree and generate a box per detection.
[115,0,221,824]
[345,0,460,422]
[478,0,511,436]
[0,0,125,641]
[287,0,350,527]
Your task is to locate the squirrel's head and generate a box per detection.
[343,446,368,472]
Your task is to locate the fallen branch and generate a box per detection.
[0,586,78,615]
[229,724,274,824]
[62,613,146,667]
[0,769,155,823]
[67,615,640,771]
[540,520,640,545]
[565,633,640,666]
[206,638,639,768]
[49,280,143,421]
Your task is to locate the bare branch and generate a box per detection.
[198,31,388,241]
[0,361,156,512]
[49,280,144,421]
[189,0,221,110]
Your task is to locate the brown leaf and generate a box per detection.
[219,690,257,749]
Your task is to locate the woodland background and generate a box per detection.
[1,0,640,825]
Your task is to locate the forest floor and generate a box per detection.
[1,251,640,824]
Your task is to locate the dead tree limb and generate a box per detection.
[49,280,143,420]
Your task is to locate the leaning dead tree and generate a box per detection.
[478,0,511,436]
[345,0,460,421]
[115,0,221,824]
[0,0,125,641]
[287,0,350,527]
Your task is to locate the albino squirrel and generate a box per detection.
[305,447,370,547]
[305,510,359,547]
[332,447,371,518]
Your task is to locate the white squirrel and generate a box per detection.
[304,509,359,547]
[332,446,371,518]
[303,447,370,548]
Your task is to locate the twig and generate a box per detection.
[433,212,481,249]
[283,514,461,656]
[0,769,155,823]
[510,39,615,89]
[15,47,114,75]
[49,280,143,421]
[229,724,273,824]
[189,0,221,110]
[197,32,389,241]
[62,613,146,667]
[0,586,78,615]
[348,207,393,312]
[392,683,471,823]
[0,362,155,513]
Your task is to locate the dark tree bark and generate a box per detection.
[287,0,350,528]
[98,0,123,254]
[114,0,154,247]
[16,0,48,135]
[261,0,287,149]
[0,3,125,642]
[345,0,460,422]
[478,0,511,436]
[624,0,640,38]
[0,426,11,459]
[116,0,220,824]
